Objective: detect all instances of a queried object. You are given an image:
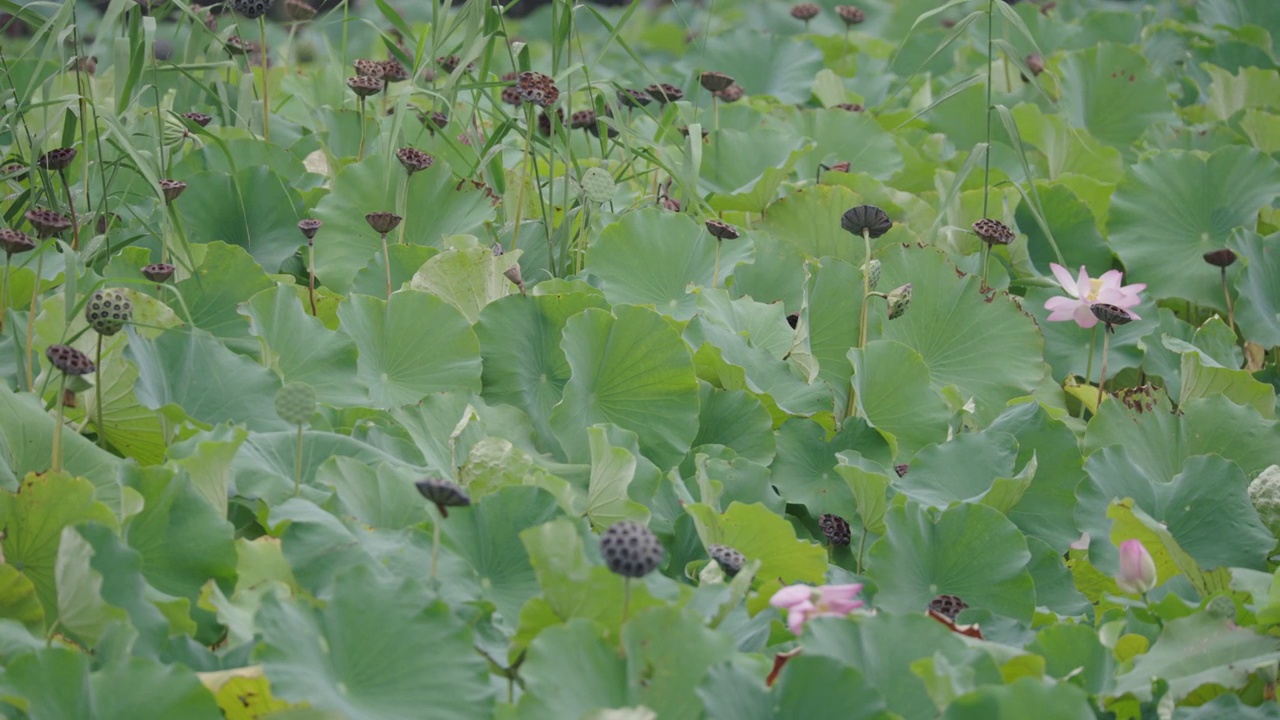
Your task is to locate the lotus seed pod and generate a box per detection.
[346,75,384,98]
[85,289,133,336]
[365,212,402,235]
[1247,465,1280,538]
[617,88,652,108]
[886,283,912,320]
[0,228,35,257]
[159,179,187,203]
[1090,302,1132,334]
[645,83,684,104]
[835,102,864,112]
[972,218,1015,245]
[285,0,317,21]
[569,109,597,129]
[699,71,734,93]
[379,60,409,83]
[353,58,385,78]
[1025,53,1045,78]
[25,208,71,238]
[38,147,77,172]
[835,4,866,25]
[274,382,317,425]
[1204,595,1236,621]
[819,513,852,546]
[415,477,471,517]
[504,264,525,293]
[580,168,616,203]
[515,71,560,107]
[181,112,213,127]
[1202,249,1237,268]
[841,204,892,238]
[225,35,258,56]
[705,219,740,240]
[861,258,881,290]
[599,520,664,578]
[714,84,744,103]
[927,593,969,620]
[790,3,821,21]
[2,162,27,181]
[45,344,95,375]
[231,0,274,19]
[297,218,322,241]
[396,147,435,175]
[707,544,745,577]
[142,263,176,283]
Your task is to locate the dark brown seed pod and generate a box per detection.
[95,213,121,235]
[347,75,384,98]
[501,85,523,106]
[678,125,709,141]
[841,205,892,238]
[537,108,564,136]
[928,594,969,620]
[699,71,734,93]
[297,219,322,241]
[835,4,865,25]
[786,312,800,329]
[379,60,409,83]
[790,2,821,21]
[645,83,684,104]
[2,162,28,180]
[159,179,187,203]
[181,112,212,127]
[436,55,466,73]
[587,119,619,139]
[1202,249,1237,268]
[225,35,258,56]
[353,58,385,78]
[74,56,97,75]
[599,520,664,578]
[414,477,471,518]
[835,102,864,112]
[705,219,740,240]
[365,211,402,235]
[819,513,852,546]
[25,208,71,238]
[1025,53,1045,78]
[231,0,274,20]
[396,147,435,175]
[569,109,597,129]
[714,84,744,103]
[515,71,560,107]
[0,228,35,257]
[424,111,449,129]
[142,263,176,282]
[707,544,746,576]
[284,0,317,21]
[972,218,1015,245]
[38,147,77,172]
[1090,303,1133,333]
[616,88,652,108]
[45,344,95,375]
[894,463,910,477]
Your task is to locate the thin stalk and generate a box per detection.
[847,228,874,420]
[980,242,991,291]
[95,333,104,449]
[307,240,317,316]
[0,255,11,334]
[51,373,68,473]
[1096,329,1112,411]
[1078,324,1097,418]
[981,0,994,218]
[430,506,442,586]
[293,423,303,496]
[258,16,270,144]
[855,529,866,574]
[621,577,632,623]
[357,97,367,161]
[1220,267,1235,335]
[380,232,392,298]
[25,251,44,391]
[59,170,80,251]
[712,239,721,289]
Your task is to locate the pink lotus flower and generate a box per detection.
[1116,539,1157,594]
[769,583,864,634]
[1044,263,1145,329]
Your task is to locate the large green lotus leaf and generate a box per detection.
[348,243,439,300]
[1084,395,1280,481]
[1204,65,1280,122]
[311,154,494,293]
[0,648,222,720]
[55,529,128,646]
[730,231,808,311]
[679,28,823,104]
[122,466,236,623]
[475,292,608,458]
[1077,451,1272,572]
[849,340,951,458]
[1026,536,1091,616]
[892,432,1020,509]
[167,424,247,518]
[231,429,415,503]
[800,613,1002,720]
[805,256,864,411]
[0,385,123,496]
[240,287,367,407]
[1172,695,1280,720]
[409,239,522,323]
[1052,44,1176,149]
[315,457,428,529]
[941,678,1095,720]
[759,186,906,265]
[780,108,904,182]
[173,135,320,190]
[582,426,650,529]
[392,392,542,480]
[551,305,699,468]
[1027,623,1114,696]
[771,418,888,524]
[876,245,1045,424]
[127,327,289,432]
[771,654,895,720]
[621,607,737,719]
[1010,104,1124,183]
[584,210,754,319]
[0,564,43,632]
[866,501,1036,622]
[688,450,782,514]
[440,486,561,626]
[697,659,773,720]
[1024,284,1157,384]
[177,167,305,273]
[699,128,807,213]
[1107,146,1280,310]
[0,473,116,626]
[337,291,482,409]
[173,242,276,349]
[987,402,1086,552]
[1016,182,1113,275]
[515,619,627,720]
[685,501,827,584]
[1111,613,1280,702]
[255,563,492,720]
[1228,229,1280,348]
[691,384,776,467]
[1179,350,1275,418]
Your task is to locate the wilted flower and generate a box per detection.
[770,583,864,634]
[1043,263,1145,329]
[1115,539,1157,594]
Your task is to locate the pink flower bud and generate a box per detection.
[1116,539,1157,594]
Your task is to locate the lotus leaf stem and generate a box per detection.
[258,16,270,144]
[1096,329,1112,411]
[1220,267,1235,336]
[380,232,392,298]
[294,423,303,496]
[25,251,44,391]
[95,333,104,449]
[51,371,68,474]
[1079,325,1097,418]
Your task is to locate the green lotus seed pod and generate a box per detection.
[886,282,912,320]
[861,259,881,291]
[275,382,317,425]
[1204,595,1236,621]
[85,289,133,336]
[580,167,616,204]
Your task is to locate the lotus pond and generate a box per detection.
[0,0,1279,717]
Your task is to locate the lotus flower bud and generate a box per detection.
[1115,539,1157,594]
